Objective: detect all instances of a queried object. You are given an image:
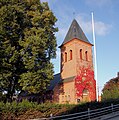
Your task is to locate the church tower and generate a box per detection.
[59,19,96,104]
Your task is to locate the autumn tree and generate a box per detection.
[0,0,57,101]
[102,78,119,101]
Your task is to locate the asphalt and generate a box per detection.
[92,111,119,120]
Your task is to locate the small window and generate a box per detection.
[80,49,82,60]
[65,52,67,62]
[68,95,70,101]
[77,99,80,103]
[65,95,67,101]
[70,50,72,60]
[85,51,88,61]
[62,96,64,102]
[74,27,76,32]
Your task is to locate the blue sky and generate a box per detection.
[41,0,119,94]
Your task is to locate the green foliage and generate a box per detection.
[16,99,37,113]
[0,0,26,101]
[0,100,74,118]
[102,78,119,101]
[18,0,57,94]
[0,100,37,114]
[1,99,119,119]
[0,0,58,101]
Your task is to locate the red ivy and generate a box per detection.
[75,66,96,101]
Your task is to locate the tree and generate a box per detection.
[0,0,57,102]
[102,79,119,101]
[0,0,26,101]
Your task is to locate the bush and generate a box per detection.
[17,99,37,113]
[1,99,119,119]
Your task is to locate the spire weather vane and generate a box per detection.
[73,12,76,18]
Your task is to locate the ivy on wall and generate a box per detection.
[75,66,96,101]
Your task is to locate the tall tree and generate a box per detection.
[0,0,26,101]
[19,0,58,95]
[0,0,57,101]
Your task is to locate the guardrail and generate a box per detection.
[41,103,119,120]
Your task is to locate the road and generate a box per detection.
[105,115,119,120]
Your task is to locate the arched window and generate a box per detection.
[85,51,88,61]
[83,89,89,96]
[82,89,89,102]
[70,50,72,60]
[65,52,67,62]
[68,95,70,101]
[80,49,82,60]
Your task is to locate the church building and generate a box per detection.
[18,19,96,104]
[51,19,96,104]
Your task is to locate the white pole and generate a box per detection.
[91,12,98,101]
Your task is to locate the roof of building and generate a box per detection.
[48,73,61,90]
[61,76,75,83]
[60,19,92,47]
[48,74,75,90]
[19,73,61,97]
[19,73,76,97]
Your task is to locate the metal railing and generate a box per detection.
[41,103,119,120]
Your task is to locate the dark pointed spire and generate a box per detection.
[60,19,92,47]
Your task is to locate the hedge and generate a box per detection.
[1,99,119,119]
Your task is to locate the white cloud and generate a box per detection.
[95,21,112,36]
[56,12,112,40]
[76,14,112,36]
[57,14,112,37]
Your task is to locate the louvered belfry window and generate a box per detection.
[65,52,67,62]
[70,50,72,60]
[80,49,82,60]
[85,51,88,61]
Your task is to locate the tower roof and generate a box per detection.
[60,19,92,47]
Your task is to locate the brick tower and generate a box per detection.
[59,19,96,104]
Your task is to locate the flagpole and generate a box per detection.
[91,12,98,101]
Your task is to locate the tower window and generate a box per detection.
[68,95,70,101]
[65,52,67,62]
[70,50,72,60]
[85,51,88,61]
[62,96,64,102]
[80,49,82,60]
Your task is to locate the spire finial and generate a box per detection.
[73,12,75,19]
